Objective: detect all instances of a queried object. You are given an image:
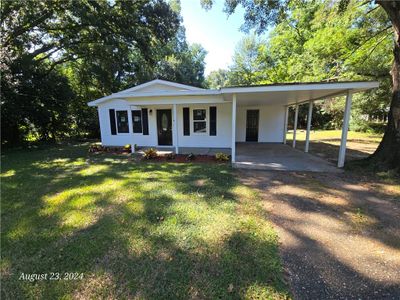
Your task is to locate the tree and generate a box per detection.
[0,0,183,144]
[227,35,270,86]
[206,69,229,88]
[370,1,400,171]
[203,0,399,171]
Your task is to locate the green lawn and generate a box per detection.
[286,130,382,163]
[286,130,383,143]
[1,144,288,299]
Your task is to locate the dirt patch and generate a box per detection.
[237,169,400,299]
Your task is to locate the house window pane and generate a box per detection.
[193,109,207,133]
[194,121,206,133]
[132,110,142,133]
[193,109,206,120]
[116,110,129,133]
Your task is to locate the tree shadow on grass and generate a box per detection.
[286,139,372,164]
[238,169,400,299]
[1,144,288,299]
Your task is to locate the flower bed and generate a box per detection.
[148,154,220,163]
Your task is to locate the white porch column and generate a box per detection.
[173,104,179,154]
[231,94,237,163]
[129,107,135,153]
[338,91,353,168]
[283,106,289,144]
[305,101,313,153]
[292,104,299,148]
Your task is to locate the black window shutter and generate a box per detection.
[183,107,190,136]
[210,106,217,136]
[109,109,116,135]
[142,108,149,135]
[131,110,142,133]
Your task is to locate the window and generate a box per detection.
[116,110,129,133]
[131,110,142,133]
[193,109,207,133]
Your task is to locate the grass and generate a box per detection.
[287,129,399,190]
[286,129,382,164]
[1,144,289,299]
[286,129,383,143]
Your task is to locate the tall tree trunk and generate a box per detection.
[371,1,400,171]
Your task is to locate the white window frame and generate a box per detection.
[191,107,208,135]
[115,110,130,134]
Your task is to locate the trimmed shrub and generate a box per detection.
[166,153,176,160]
[186,153,196,161]
[143,148,158,160]
[123,144,131,152]
[88,144,104,153]
[215,152,230,161]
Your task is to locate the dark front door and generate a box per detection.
[246,110,259,142]
[157,109,172,145]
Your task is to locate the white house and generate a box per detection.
[88,79,379,168]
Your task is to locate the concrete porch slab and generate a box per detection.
[234,143,341,172]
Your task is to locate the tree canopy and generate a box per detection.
[204,0,399,171]
[1,0,207,145]
[206,0,392,130]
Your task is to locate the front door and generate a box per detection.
[157,109,172,145]
[246,110,259,142]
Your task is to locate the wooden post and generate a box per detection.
[338,91,353,167]
[292,104,299,148]
[305,101,313,153]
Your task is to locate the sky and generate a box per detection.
[180,0,248,75]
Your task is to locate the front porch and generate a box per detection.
[233,143,340,172]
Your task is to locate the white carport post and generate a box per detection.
[283,106,289,144]
[338,91,353,168]
[305,101,313,153]
[292,104,299,148]
[173,104,179,154]
[130,106,135,154]
[231,94,237,163]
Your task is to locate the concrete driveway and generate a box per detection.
[234,143,340,172]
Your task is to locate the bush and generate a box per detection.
[88,144,104,153]
[134,144,139,151]
[186,153,196,161]
[143,148,158,160]
[123,144,131,152]
[351,119,386,134]
[165,153,176,160]
[215,152,230,161]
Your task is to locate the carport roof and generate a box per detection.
[87,80,379,106]
[221,81,379,106]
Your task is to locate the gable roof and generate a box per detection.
[88,79,204,106]
[120,79,204,93]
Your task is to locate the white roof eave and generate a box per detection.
[87,81,379,107]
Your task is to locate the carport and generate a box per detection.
[221,81,379,169]
[234,143,340,172]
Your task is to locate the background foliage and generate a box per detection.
[206,0,392,132]
[1,0,206,146]
[1,0,392,146]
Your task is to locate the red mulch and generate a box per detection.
[145,154,224,163]
[89,148,229,164]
